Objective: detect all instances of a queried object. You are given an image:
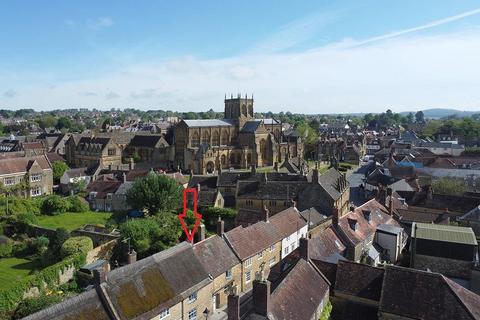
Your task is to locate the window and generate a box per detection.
[284,247,289,255]
[269,200,276,207]
[107,148,116,156]
[158,308,170,319]
[269,245,275,252]
[286,235,290,241]
[106,193,113,200]
[3,177,15,186]
[245,271,251,283]
[246,200,253,207]
[30,174,42,182]
[290,243,295,252]
[188,308,197,320]
[257,251,263,260]
[89,192,97,200]
[188,291,197,303]
[31,186,42,197]
[269,257,276,266]
[245,257,252,268]
[225,269,232,279]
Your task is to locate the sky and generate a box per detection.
[1,0,480,113]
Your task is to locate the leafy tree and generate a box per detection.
[120,215,181,258]
[415,111,425,123]
[431,178,467,196]
[36,115,57,129]
[71,179,87,196]
[41,195,70,215]
[13,294,62,319]
[406,112,414,123]
[34,236,50,254]
[67,196,89,212]
[126,173,182,215]
[52,161,69,182]
[51,228,70,253]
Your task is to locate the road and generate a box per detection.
[347,162,371,206]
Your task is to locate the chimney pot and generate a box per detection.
[263,205,269,222]
[216,217,225,236]
[198,223,206,242]
[127,249,137,265]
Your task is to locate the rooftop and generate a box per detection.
[411,222,477,246]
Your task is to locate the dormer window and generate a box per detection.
[363,210,371,223]
[348,218,358,231]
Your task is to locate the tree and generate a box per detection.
[119,215,181,258]
[126,173,182,215]
[13,294,62,319]
[415,111,425,123]
[52,161,69,182]
[406,112,414,124]
[71,179,87,196]
[431,177,467,196]
[41,195,70,215]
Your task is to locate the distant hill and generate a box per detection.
[400,108,479,119]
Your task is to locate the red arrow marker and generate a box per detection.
[178,188,202,243]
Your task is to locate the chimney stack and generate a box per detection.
[93,268,106,286]
[252,280,270,317]
[332,207,339,226]
[196,183,201,194]
[387,187,393,215]
[227,290,240,320]
[291,199,297,209]
[127,249,137,265]
[198,223,206,242]
[263,205,269,222]
[216,217,225,236]
[129,157,135,170]
[189,169,194,180]
[122,172,127,183]
[312,162,319,182]
[299,237,309,260]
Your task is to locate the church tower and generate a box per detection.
[224,94,254,128]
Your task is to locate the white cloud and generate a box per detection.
[3,89,17,98]
[86,17,114,30]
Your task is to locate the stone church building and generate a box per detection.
[174,95,303,174]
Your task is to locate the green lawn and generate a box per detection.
[36,211,113,231]
[0,257,40,291]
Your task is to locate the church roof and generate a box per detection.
[183,119,233,127]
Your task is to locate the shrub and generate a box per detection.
[12,293,62,319]
[67,196,89,212]
[432,177,468,196]
[41,195,70,215]
[0,236,13,258]
[0,196,41,216]
[16,212,38,225]
[34,236,50,254]
[60,236,93,258]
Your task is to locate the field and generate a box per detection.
[36,211,113,231]
[0,257,40,290]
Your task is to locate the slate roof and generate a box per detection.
[397,206,450,225]
[336,199,398,246]
[317,168,348,201]
[309,227,346,262]
[268,258,330,320]
[459,206,480,222]
[380,266,480,320]
[46,152,65,163]
[187,175,218,190]
[22,141,44,150]
[235,208,264,227]
[193,235,240,278]
[86,180,122,198]
[103,242,211,320]
[236,180,307,200]
[63,167,89,179]
[0,155,51,175]
[217,171,307,187]
[23,288,110,320]
[77,136,111,149]
[128,134,167,148]
[183,119,233,127]
[335,260,385,302]
[241,121,262,133]
[197,190,219,207]
[299,207,327,228]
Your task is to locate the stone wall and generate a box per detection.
[85,239,118,264]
